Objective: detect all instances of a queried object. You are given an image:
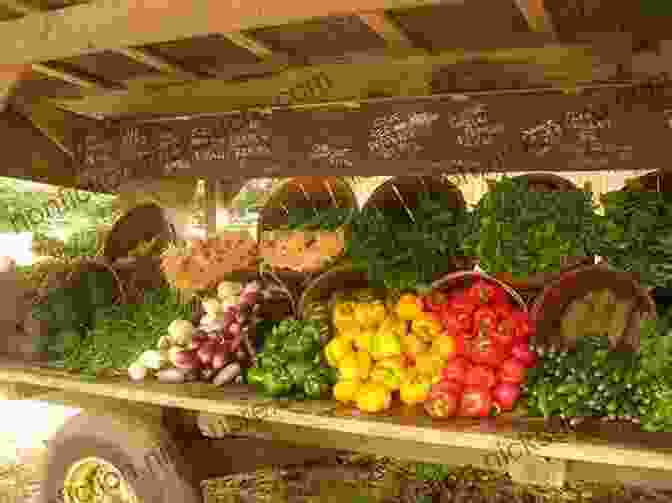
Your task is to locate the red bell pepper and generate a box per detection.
[459,387,493,417]
[467,280,497,306]
[441,356,470,384]
[461,327,507,368]
[431,379,463,397]
[498,358,527,384]
[449,291,477,315]
[464,364,497,389]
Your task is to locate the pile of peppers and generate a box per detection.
[246,319,337,399]
[419,279,538,418]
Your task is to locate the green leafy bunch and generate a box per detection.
[283,207,355,232]
[461,176,602,278]
[599,190,672,289]
[347,190,470,292]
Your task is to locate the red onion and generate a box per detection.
[239,292,258,307]
[228,323,241,337]
[511,343,538,368]
[230,334,242,352]
[197,342,217,366]
[492,383,521,412]
[212,349,229,370]
[172,350,200,370]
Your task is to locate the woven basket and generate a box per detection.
[621,170,672,192]
[103,203,176,263]
[431,270,528,312]
[530,265,656,352]
[258,177,357,276]
[486,174,593,290]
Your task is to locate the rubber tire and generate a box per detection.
[38,411,203,503]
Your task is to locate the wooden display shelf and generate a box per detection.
[2,356,672,478]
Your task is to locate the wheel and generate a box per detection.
[38,410,203,503]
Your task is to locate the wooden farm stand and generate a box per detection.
[2,1,672,501]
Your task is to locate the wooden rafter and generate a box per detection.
[221,32,274,59]
[30,62,112,90]
[357,11,417,50]
[0,0,453,65]
[0,0,200,77]
[513,0,556,37]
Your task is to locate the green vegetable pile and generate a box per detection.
[63,287,194,378]
[283,207,354,232]
[347,190,469,292]
[524,337,640,420]
[31,269,116,367]
[599,190,672,289]
[246,319,337,399]
[462,177,602,279]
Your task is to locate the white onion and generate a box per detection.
[138,350,167,370]
[128,362,148,381]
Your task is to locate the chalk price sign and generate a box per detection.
[52,467,124,503]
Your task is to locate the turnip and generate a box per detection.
[167,319,195,346]
[202,297,222,316]
[511,343,538,368]
[492,383,521,411]
[128,362,148,381]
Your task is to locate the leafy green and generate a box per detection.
[63,287,194,378]
[462,177,602,278]
[599,190,672,289]
[283,207,354,232]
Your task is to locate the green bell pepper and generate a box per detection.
[259,352,288,370]
[246,366,266,388]
[286,360,315,387]
[303,370,331,399]
[263,367,294,397]
[283,332,319,358]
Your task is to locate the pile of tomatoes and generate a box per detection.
[421,279,538,418]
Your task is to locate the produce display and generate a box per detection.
[160,232,258,292]
[599,189,672,289]
[259,229,346,273]
[560,288,634,348]
[461,176,601,279]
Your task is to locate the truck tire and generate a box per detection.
[38,410,203,503]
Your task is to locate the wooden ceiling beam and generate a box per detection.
[513,0,556,38]
[357,11,417,50]
[0,0,456,65]
[49,45,607,119]
[0,0,201,78]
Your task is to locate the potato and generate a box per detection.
[213,362,241,387]
[156,368,187,384]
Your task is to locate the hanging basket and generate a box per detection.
[621,170,672,192]
[486,174,594,291]
[258,176,357,276]
[103,203,176,263]
[362,175,471,271]
[530,265,655,352]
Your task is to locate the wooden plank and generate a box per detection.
[70,79,672,182]
[357,11,417,50]
[2,357,672,472]
[51,45,604,118]
[0,0,460,65]
[113,47,201,77]
[0,107,78,186]
[30,62,113,90]
[221,32,274,59]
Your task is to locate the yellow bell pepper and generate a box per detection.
[325,336,354,367]
[368,301,388,327]
[431,335,457,360]
[333,379,361,404]
[333,302,360,334]
[412,314,442,341]
[400,371,433,405]
[369,356,406,391]
[370,323,402,361]
[339,328,358,345]
[354,329,375,353]
[356,382,392,413]
[338,351,372,381]
[402,332,430,358]
[415,353,445,378]
[396,294,423,321]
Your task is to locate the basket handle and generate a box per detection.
[431,266,528,312]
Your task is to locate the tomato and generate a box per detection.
[492,301,513,321]
[473,307,498,333]
[490,287,510,307]
[440,356,471,384]
[467,280,497,306]
[492,318,517,347]
[424,391,460,418]
[430,380,463,399]
[464,364,497,389]
[459,387,493,417]
[498,358,527,384]
[461,329,507,368]
[449,291,477,315]
[511,310,533,339]
[441,309,472,335]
